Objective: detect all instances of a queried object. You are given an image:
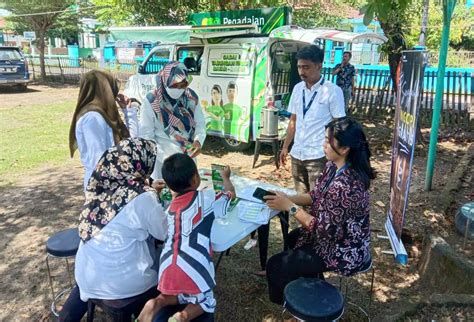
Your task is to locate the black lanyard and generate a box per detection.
[302,78,325,118]
[321,163,349,194]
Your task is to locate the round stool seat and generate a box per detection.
[284,278,344,322]
[46,228,80,257]
[455,202,474,239]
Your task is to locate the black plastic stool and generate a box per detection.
[252,136,280,169]
[283,278,344,321]
[45,228,80,317]
[338,255,375,320]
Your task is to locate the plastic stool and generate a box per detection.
[338,255,375,321]
[283,278,344,321]
[253,136,280,169]
[45,228,80,317]
[455,202,474,249]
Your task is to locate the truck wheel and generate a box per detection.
[17,84,27,92]
[221,138,253,152]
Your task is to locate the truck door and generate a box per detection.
[199,45,256,149]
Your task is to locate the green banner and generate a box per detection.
[0,32,4,45]
[188,7,291,34]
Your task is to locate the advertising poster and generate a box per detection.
[116,47,137,63]
[199,47,254,142]
[385,50,427,264]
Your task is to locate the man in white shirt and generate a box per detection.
[280,45,346,193]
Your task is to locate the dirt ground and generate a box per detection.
[0,84,79,110]
[0,84,473,321]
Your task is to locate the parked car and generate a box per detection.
[0,46,30,91]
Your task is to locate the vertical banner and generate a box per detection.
[385,50,427,265]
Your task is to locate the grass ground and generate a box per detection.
[0,101,75,178]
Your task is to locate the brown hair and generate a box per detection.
[69,70,130,157]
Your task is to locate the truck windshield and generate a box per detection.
[177,47,204,75]
[143,49,170,74]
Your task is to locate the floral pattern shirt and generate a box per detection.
[334,63,356,90]
[295,161,371,276]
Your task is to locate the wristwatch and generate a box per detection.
[288,204,300,217]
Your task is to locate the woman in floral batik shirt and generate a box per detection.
[264,117,376,305]
[59,138,167,321]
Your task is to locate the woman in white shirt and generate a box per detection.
[139,62,206,179]
[69,70,139,191]
[59,138,167,321]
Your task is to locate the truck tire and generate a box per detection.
[221,138,253,152]
[17,84,27,92]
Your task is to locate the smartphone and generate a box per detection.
[252,187,275,202]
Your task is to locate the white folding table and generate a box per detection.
[208,173,295,269]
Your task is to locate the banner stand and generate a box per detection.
[384,221,408,265]
[384,50,426,266]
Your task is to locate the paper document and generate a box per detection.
[238,202,271,225]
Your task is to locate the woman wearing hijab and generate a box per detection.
[69,70,139,192]
[139,62,206,179]
[59,138,167,321]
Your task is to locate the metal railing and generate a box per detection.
[27,57,473,128]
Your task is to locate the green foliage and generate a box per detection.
[98,0,286,26]
[292,1,347,29]
[91,0,133,27]
[2,0,86,78]
[94,0,355,28]
[3,0,81,39]
[405,2,474,51]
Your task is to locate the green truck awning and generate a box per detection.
[109,26,192,44]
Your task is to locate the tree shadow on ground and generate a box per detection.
[0,164,83,321]
[0,86,39,94]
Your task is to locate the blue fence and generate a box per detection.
[28,56,473,128]
[322,66,473,127]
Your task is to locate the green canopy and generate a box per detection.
[109,26,192,43]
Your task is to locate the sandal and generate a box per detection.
[252,270,266,277]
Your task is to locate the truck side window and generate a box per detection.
[143,50,170,74]
[177,47,204,75]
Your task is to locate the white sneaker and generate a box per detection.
[244,238,257,250]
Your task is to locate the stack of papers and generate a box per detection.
[237,202,271,225]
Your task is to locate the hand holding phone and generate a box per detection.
[252,187,276,202]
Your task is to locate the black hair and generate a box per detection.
[211,84,223,106]
[227,81,237,91]
[161,153,198,193]
[326,117,376,189]
[343,51,352,59]
[295,45,324,65]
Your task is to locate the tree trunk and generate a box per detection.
[37,29,46,80]
[419,0,430,47]
[380,21,406,93]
